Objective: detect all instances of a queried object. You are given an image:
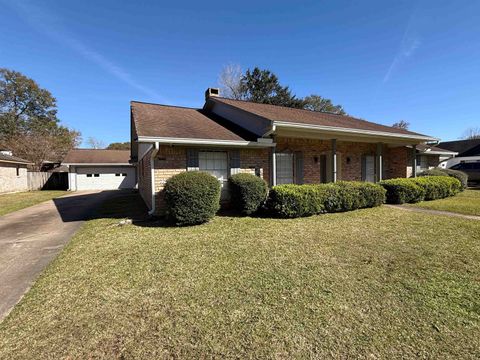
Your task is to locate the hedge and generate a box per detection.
[228,173,268,215]
[164,171,221,226]
[379,176,461,204]
[267,181,386,218]
[418,168,468,190]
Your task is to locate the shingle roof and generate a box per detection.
[416,144,457,154]
[437,139,480,157]
[211,97,432,138]
[0,153,32,164]
[131,101,256,141]
[63,149,131,164]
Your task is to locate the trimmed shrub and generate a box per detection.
[413,176,462,200]
[229,173,268,215]
[164,171,221,226]
[379,178,425,204]
[418,168,468,190]
[267,181,386,218]
[380,176,462,204]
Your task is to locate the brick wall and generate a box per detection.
[276,137,378,182]
[149,146,270,215]
[0,163,28,193]
[384,146,409,179]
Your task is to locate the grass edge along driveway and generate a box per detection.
[0,192,479,359]
[0,190,68,216]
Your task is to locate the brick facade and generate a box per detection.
[140,140,412,215]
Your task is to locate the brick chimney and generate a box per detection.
[205,87,220,101]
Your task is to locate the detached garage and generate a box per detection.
[63,149,136,191]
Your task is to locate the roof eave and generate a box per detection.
[273,121,438,142]
[136,136,275,148]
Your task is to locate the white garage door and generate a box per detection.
[75,166,136,190]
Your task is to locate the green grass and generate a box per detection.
[0,190,68,216]
[407,189,480,216]
[0,193,479,358]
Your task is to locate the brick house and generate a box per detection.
[0,150,32,193]
[131,88,438,215]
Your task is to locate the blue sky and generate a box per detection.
[1,0,479,146]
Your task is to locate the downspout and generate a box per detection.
[148,142,160,215]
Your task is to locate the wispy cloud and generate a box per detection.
[383,10,421,83]
[3,0,166,101]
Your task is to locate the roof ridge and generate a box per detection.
[131,100,200,111]
[213,97,426,137]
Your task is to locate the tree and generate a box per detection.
[107,141,130,150]
[86,137,105,149]
[303,94,346,115]
[218,64,244,100]
[461,127,480,140]
[0,68,80,169]
[239,67,304,108]
[392,120,410,130]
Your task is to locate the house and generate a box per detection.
[436,139,480,168]
[63,149,136,191]
[131,88,438,215]
[413,144,458,174]
[0,150,32,193]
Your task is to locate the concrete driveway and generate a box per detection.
[0,191,116,321]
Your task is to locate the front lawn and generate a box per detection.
[0,193,478,358]
[408,189,480,216]
[0,190,68,216]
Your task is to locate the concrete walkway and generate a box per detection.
[0,191,115,321]
[385,204,480,221]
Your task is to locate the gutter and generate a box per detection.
[273,121,439,142]
[148,142,160,216]
[137,136,275,147]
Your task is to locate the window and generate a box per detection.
[87,174,93,177]
[115,173,121,176]
[16,166,20,177]
[198,151,228,182]
[416,155,428,171]
[122,173,127,177]
[94,174,100,177]
[276,153,294,185]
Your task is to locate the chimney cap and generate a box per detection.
[205,87,220,100]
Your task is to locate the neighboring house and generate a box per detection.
[0,150,32,193]
[412,144,458,174]
[63,149,136,191]
[436,139,480,168]
[131,88,438,215]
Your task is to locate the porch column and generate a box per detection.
[376,143,383,182]
[271,149,277,186]
[331,139,337,182]
[411,144,417,178]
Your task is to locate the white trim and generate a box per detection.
[148,142,160,215]
[418,150,458,155]
[137,136,275,147]
[63,163,133,166]
[0,160,32,165]
[273,121,438,142]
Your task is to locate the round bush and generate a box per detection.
[228,173,268,215]
[164,171,221,226]
[418,168,468,190]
